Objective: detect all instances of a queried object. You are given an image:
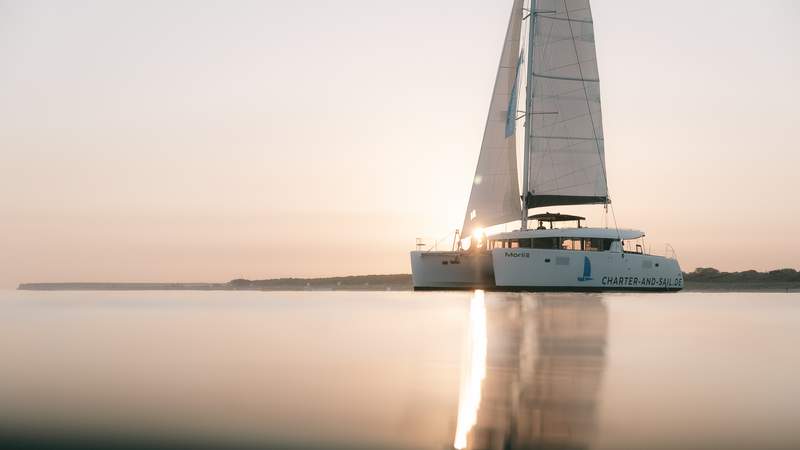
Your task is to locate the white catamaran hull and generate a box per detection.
[491,249,683,292]
[411,247,684,292]
[410,252,494,291]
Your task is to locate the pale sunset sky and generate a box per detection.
[1,1,798,287]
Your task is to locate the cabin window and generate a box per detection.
[559,238,610,252]
[584,239,604,252]
[560,238,583,251]
[518,239,532,249]
[491,240,512,249]
[532,238,559,249]
[509,240,520,249]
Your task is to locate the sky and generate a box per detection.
[1,0,799,287]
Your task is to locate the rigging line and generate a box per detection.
[533,73,600,83]
[532,179,606,194]
[533,111,602,131]
[532,136,604,141]
[538,15,593,24]
[535,85,588,102]
[427,231,461,253]
[530,140,602,193]
[609,201,623,242]
[535,150,599,192]
[532,111,603,129]
[535,57,599,78]
[535,35,595,50]
[556,5,592,17]
[563,0,609,196]
[533,162,605,185]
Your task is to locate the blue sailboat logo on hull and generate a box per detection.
[578,257,593,282]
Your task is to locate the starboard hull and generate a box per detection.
[492,249,683,292]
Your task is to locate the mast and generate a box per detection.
[520,0,536,231]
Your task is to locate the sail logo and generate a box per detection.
[578,257,593,282]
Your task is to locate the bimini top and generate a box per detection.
[489,228,645,241]
[529,213,586,223]
[530,212,587,229]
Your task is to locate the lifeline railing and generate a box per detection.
[665,244,678,260]
[416,230,461,252]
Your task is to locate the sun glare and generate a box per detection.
[453,290,488,449]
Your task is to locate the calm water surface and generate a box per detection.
[0,290,798,449]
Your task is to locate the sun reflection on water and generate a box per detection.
[453,290,488,450]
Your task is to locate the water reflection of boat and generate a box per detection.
[454,291,608,450]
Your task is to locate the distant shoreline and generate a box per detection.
[17,275,414,292]
[17,270,800,293]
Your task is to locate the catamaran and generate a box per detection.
[411,0,683,292]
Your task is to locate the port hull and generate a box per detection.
[410,251,495,290]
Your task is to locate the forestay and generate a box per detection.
[526,0,609,208]
[462,0,524,238]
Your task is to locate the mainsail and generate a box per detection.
[525,0,608,208]
[462,0,608,235]
[462,0,524,238]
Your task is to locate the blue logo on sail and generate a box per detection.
[578,257,593,282]
[505,52,524,138]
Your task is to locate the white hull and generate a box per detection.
[411,229,684,292]
[491,249,683,292]
[411,249,683,292]
[410,252,494,290]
